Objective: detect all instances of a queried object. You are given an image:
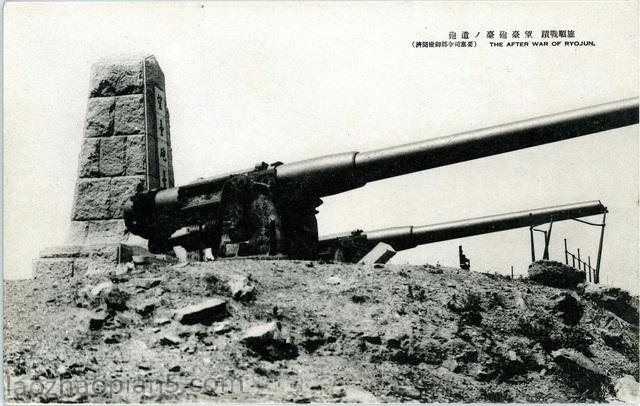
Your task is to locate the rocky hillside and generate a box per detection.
[4,259,639,403]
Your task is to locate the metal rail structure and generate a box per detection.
[124,98,638,260]
[317,201,607,263]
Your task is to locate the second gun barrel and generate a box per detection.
[320,200,607,251]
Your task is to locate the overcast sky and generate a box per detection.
[4,2,638,292]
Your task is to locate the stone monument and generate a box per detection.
[35,54,175,279]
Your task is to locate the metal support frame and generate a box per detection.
[543,220,553,260]
[531,220,553,261]
[529,225,536,262]
[594,212,607,284]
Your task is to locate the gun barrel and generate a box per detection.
[276,98,638,196]
[320,200,607,251]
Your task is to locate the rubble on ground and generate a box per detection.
[4,259,638,403]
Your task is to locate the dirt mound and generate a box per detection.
[4,260,638,403]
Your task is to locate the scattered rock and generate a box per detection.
[332,386,345,398]
[104,332,125,344]
[441,358,459,372]
[132,277,162,290]
[513,291,529,310]
[583,285,639,326]
[447,291,482,325]
[90,281,114,298]
[240,321,298,361]
[341,386,379,403]
[153,317,171,326]
[391,385,421,399]
[159,333,182,346]
[551,292,584,326]
[613,375,639,403]
[228,277,256,302]
[183,345,196,354]
[212,321,233,335]
[114,263,132,277]
[361,334,382,345]
[327,276,341,285]
[173,298,229,325]
[201,336,216,347]
[601,330,622,349]
[105,287,130,312]
[78,281,127,310]
[455,349,478,363]
[469,364,495,381]
[551,348,608,390]
[89,310,108,331]
[113,312,136,328]
[134,298,158,316]
[527,260,585,289]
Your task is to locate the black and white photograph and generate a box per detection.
[3,1,639,403]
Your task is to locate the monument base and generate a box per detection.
[34,243,150,281]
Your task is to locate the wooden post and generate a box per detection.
[564,238,568,264]
[511,266,514,279]
[577,248,581,270]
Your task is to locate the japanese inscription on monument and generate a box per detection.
[155,87,169,188]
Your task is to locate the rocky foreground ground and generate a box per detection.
[3,259,639,403]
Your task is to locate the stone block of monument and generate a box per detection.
[34,54,175,281]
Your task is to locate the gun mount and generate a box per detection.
[317,200,607,263]
[124,98,637,259]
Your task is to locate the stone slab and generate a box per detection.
[358,242,397,265]
[39,243,149,262]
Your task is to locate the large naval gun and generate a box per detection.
[124,98,638,259]
[317,200,607,263]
